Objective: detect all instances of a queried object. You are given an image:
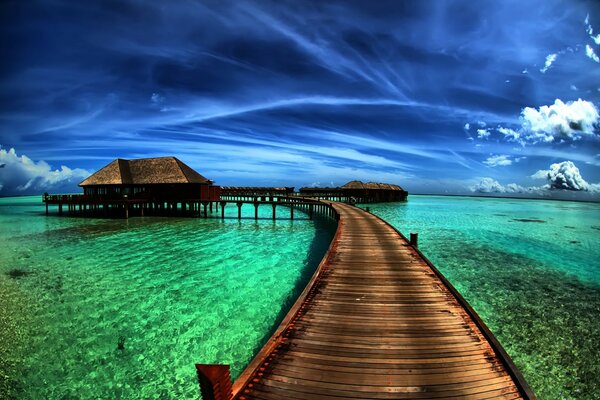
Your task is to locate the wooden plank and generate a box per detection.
[232,201,535,400]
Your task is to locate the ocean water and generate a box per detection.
[361,196,600,400]
[0,196,336,399]
[1,195,599,399]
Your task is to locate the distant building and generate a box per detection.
[299,180,408,203]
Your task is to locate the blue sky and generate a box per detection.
[1,0,600,199]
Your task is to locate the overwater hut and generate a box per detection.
[79,157,218,200]
[299,180,408,203]
[43,157,220,217]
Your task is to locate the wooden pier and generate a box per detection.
[42,194,338,221]
[197,201,535,399]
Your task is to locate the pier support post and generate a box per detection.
[195,364,233,400]
[202,202,208,218]
[237,202,242,220]
[45,203,48,215]
[410,232,418,248]
[125,204,129,219]
[290,206,294,220]
[254,202,259,220]
[272,203,276,220]
[58,204,63,215]
[220,201,226,219]
[309,204,313,220]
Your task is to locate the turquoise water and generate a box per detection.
[2,195,599,399]
[0,196,335,399]
[361,196,600,400]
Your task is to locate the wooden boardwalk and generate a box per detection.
[199,202,535,400]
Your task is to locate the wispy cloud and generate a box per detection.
[585,45,600,63]
[483,154,513,167]
[2,0,600,198]
[540,53,557,73]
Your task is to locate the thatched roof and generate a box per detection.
[341,180,404,191]
[79,157,211,186]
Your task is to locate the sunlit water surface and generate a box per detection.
[361,195,600,400]
[1,195,599,399]
[0,196,335,399]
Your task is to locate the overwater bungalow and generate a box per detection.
[299,180,408,203]
[43,156,220,218]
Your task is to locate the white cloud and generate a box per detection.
[470,178,543,195]
[483,99,599,146]
[521,99,599,142]
[0,147,90,195]
[570,85,578,91]
[470,161,600,195]
[470,177,506,193]
[464,123,470,131]
[540,53,557,73]
[483,154,512,167]
[476,129,490,139]
[585,45,600,63]
[531,160,596,191]
[585,14,600,44]
[497,127,521,142]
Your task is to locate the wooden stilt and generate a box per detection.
[195,364,232,400]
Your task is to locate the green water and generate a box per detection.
[2,195,599,399]
[0,196,336,399]
[361,196,600,400]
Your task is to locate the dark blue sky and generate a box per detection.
[1,0,600,198]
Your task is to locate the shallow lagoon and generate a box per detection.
[0,196,335,399]
[1,195,599,399]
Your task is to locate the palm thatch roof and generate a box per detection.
[341,180,404,191]
[79,157,211,186]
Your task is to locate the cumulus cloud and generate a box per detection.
[471,161,600,195]
[491,99,599,145]
[476,129,490,139]
[540,53,557,73]
[470,177,507,193]
[585,45,600,63]
[464,123,470,131]
[483,154,513,167]
[0,147,90,196]
[531,160,596,191]
[520,99,599,142]
[470,178,538,194]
